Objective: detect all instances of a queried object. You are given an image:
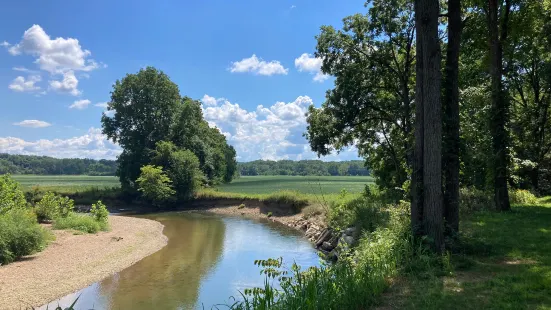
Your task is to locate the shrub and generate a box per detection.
[509,189,537,204]
[0,174,27,214]
[34,192,75,222]
[136,165,176,205]
[53,214,107,233]
[267,212,273,218]
[238,204,245,209]
[459,188,494,213]
[0,209,50,265]
[90,200,109,224]
[328,196,388,232]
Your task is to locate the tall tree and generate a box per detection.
[413,0,444,250]
[487,0,511,211]
[443,0,463,236]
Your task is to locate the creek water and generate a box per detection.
[39,212,320,310]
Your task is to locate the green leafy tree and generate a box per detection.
[34,192,74,222]
[306,0,415,190]
[0,174,27,214]
[101,67,181,189]
[136,165,176,205]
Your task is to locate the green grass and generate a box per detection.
[12,175,120,192]
[216,176,374,195]
[384,199,551,309]
[53,213,109,233]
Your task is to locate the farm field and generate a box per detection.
[11,175,120,192]
[216,175,374,195]
[10,175,373,196]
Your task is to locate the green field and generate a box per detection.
[12,175,120,192]
[10,175,373,197]
[217,175,373,195]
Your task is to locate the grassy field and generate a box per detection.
[12,175,120,193]
[217,175,373,195]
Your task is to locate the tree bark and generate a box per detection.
[443,0,462,236]
[488,0,511,211]
[414,0,444,251]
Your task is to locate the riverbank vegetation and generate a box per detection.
[238,160,369,176]
[0,174,110,265]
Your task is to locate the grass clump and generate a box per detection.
[238,203,246,209]
[0,209,51,265]
[509,188,538,204]
[54,213,108,233]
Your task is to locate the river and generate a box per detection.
[39,211,320,309]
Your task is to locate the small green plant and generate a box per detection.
[238,203,245,209]
[0,174,27,214]
[267,212,273,218]
[509,189,537,204]
[34,192,75,222]
[459,187,494,213]
[90,200,109,224]
[53,214,107,233]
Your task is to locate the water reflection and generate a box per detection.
[40,212,319,310]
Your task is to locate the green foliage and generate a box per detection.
[508,189,538,205]
[136,165,175,205]
[0,153,117,176]
[0,174,27,214]
[238,160,369,176]
[53,213,108,234]
[266,212,273,218]
[34,192,74,222]
[459,188,494,213]
[238,204,245,209]
[153,142,203,200]
[101,67,237,192]
[328,196,388,232]
[90,201,109,224]
[0,209,50,265]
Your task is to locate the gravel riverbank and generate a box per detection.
[0,215,167,310]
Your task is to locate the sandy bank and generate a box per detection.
[0,215,167,310]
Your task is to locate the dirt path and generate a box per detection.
[0,215,167,310]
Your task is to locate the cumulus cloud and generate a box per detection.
[13,120,51,128]
[0,41,10,47]
[94,102,108,108]
[201,95,359,161]
[0,128,121,160]
[69,99,91,109]
[4,25,102,96]
[49,71,80,96]
[294,53,329,82]
[230,54,288,76]
[8,75,41,92]
[201,94,219,107]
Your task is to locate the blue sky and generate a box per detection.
[0,0,363,161]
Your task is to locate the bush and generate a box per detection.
[0,174,27,214]
[90,200,109,224]
[328,196,388,232]
[459,188,494,213]
[136,165,176,205]
[509,189,537,204]
[53,213,108,233]
[34,192,75,222]
[0,209,50,265]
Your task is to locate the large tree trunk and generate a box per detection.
[414,0,444,251]
[443,0,462,236]
[488,0,511,211]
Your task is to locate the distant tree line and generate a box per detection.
[0,153,117,176]
[237,160,370,176]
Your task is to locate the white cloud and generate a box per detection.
[290,5,296,9]
[0,128,121,160]
[5,25,103,96]
[0,41,10,47]
[94,102,108,108]
[8,75,41,92]
[201,95,358,161]
[294,53,329,82]
[201,94,218,107]
[49,71,80,96]
[13,66,37,73]
[69,99,91,109]
[230,54,288,76]
[13,120,51,128]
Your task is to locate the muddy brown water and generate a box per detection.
[39,211,320,310]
